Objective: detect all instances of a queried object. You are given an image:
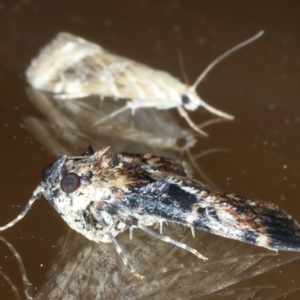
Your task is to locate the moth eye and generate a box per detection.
[60,173,81,193]
[181,94,191,105]
[41,163,53,181]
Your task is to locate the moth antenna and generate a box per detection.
[0,236,32,300]
[106,232,145,280]
[177,49,190,86]
[139,224,208,261]
[0,269,21,300]
[191,30,264,91]
[0,186,42,231]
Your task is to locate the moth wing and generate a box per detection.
[27,32,131,95]
[26,32,186,106]
[116,172,300,252]
[207,194,300,251]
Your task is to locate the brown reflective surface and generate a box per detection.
[1,1,300,299]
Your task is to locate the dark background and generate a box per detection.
[0,1,300,299]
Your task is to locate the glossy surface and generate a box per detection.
[0,1,300,299]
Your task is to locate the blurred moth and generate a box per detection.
[26,31,263,135]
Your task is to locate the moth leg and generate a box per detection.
[0,186,41,231]
[106,232,145,280]
[0,269,21,300]
[92,105,130,127]
[190,226,195,238]
[139,225,208,261]
[0,236,32,300]
[89,206,142,277]
[54,92,90,100]
[159,221,163,234]
[154,220,170,234]
[129,227,133,240]
[177,106,209,136]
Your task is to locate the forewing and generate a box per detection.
[26,32,185,104]
[116,173,300,252]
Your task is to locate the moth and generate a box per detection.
[1,146,300,279]
[26,31,264,135]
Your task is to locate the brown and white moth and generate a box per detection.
[1,146,300,279]
[26,31,264,135]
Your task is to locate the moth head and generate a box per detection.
[183,86,234,120]
[41,156,85,197]
[41,155,68,201]
[180,90,202,111]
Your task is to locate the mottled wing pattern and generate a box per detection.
[114,166,300,251]
[42,147,300,254]
[2,146,300,283]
